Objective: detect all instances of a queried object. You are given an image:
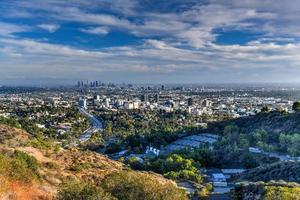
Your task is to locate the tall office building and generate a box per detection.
[155,94,160,103]
[202,99,211,107]
[141,94,149,103]
[79,97,87,109]
[94,95,100,101]
[105,98,111,108]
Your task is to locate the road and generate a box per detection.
[78,108,103,143]
[263,151,300,161]
[249,147,300,161]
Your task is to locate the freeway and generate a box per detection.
[78,108,103,143]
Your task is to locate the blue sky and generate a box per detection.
[1,0,300,85]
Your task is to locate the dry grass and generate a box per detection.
[0,125,180,199]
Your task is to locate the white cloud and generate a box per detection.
[4,0,295,48]
[81,26,109,35]
[1,0,300,83]
[0,22,30,37]
[0,38,109,58]
[145,40,174,50]
[38,24,60,33]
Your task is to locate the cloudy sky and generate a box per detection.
[1,0,300,85]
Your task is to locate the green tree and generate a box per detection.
[127,156,145,170]
[261,106,271,113]
[292,101,300,112]
[104,122,113,137]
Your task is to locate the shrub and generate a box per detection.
[70,162,92,172]
[57,179,115,200]
[101,170,188,200]
[196,183,213,200]
[232,182,300,200]
[126,156,145,170]
[43,161,59,169]
[28,135,53,150]
[10,151,40,182]
[0,116,21,128]
[264,185,300,200]
[0,151,40,183]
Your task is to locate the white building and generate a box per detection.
[212,173,227,187]
[79,98,87,109]
[249,147,262,153]
[133,101,140,109]
[145,146,160,157]
[124,102,134,109]
[221,169,246,179]
[105,98,110,108]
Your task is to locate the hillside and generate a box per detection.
[235,161,300,183]
[208,111,300,134]
[0,125,188,200]
[232,181,300,200]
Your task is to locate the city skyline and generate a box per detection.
[1,0,300,85]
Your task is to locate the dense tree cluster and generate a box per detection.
[0,107,90,140]
[99,109,206,153]
[220,125,300,157]
[292,101,300,112]
[126,154,202,183]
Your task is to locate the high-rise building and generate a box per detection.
[155,94,160,103]
[94,95,100,101]
[202,99,211,107]
[79,97,87,109]
[161,85,165,90]
[187,98,193,106]
[141,94,149,103]
[105,98,110,108]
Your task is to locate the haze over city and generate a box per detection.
[1,0,300,85]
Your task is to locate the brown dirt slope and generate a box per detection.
[0,125,179,200]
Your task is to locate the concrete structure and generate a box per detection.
[187,97,193,106]
[221,169,246,179]
[161,133,219,154]
[155,94,160,103]
[78,97,87,109]
[212,173,227,187]
[141,94,149,103]
[145,146,160,157]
